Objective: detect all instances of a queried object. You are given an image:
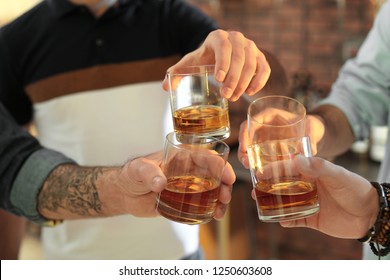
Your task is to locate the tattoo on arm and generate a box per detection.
[38,165,104,217]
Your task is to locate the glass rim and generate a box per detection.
[247,95,306,128]
[166,64,215,76]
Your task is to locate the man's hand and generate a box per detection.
[163,29,271,102]
[279,156,378,240]
[38,151,235,221]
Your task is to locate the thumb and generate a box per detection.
[162,74,169,91]
[125,157,167,194]
[294,155,327,179]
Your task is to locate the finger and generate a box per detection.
[127,157,167,194]
[305,115,326,155]
[245,52,271,96]
[310,137,318,156]
[219,183,233,205]
[251,188,256,200]
[165,72,183,93]
[229,40,258,101]
[162,66,175,91]
[214,203,228,220]
[280,218,308,228]
[258,157,301,181]
[163,62,190,92]
[238,120,250,168]
[222,162,236,186]
[162,51,198,91]
[211,30,232,83]
[220,31,245,100]
[188,151,227,176]
[295,155,370,197]
[162,72,170,91]
[150,176,167,193]
[294,155,330,179]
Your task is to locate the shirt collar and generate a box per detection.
[46,0,138,19]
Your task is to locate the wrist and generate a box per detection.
[368,184,381,231]
[358,182,390,259]
[308,105,354,157]
[97,167,127,216]
[356,183,379,241]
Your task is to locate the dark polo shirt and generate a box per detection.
[0,0,217,124]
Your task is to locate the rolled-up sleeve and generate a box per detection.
[0,102,75,224]
[10,149,74,224]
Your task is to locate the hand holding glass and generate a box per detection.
[247,96,320,222]
[157,132,230,224]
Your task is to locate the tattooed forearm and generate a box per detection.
[38,164,104,218]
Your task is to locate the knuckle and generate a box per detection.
[212,29,227,39]
[246,39,257,50]
[228,30,244,40]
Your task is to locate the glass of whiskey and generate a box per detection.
[167,65,230,141]
[247,96,319,222]
[156,132,230,225]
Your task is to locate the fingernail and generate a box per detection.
[221,87,233,99]
[216,70,226,82]
[241,157,249,168]
[229,94,239,102]
[152,176,165,189]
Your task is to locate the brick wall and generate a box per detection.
[190,0,378,105]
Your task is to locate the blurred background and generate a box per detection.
[1,0,386,108]
[0,0,387,260]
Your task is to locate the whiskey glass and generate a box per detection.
[247,96,319,222]
[167,65,230,141]
[156,132,230,225]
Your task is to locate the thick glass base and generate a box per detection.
[175,128,230,143]
[258,204,320,222]
[157,201,214,225]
